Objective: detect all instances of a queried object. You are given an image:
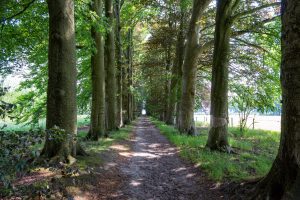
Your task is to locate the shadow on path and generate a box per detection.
[115,117,223,200]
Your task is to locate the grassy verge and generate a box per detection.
[75,125,133,170]
[0,115,90,132]
[150,117,279,181]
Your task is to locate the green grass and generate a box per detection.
[150,117,279,181]
[76,125,133,170]
[0,115,90,132]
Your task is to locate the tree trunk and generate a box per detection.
[115,0,123,128]
[178,0,211,135]
[164,46,172,122]
[42,0,78,162]
[126,29,134,123]
[87,0,105,141]
[104,0,117,131]
[206,0,234,150]
[252,0,300,199]
[166,11,186,125]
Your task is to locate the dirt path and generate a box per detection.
[5,117,225,199]
[112,117,224,200]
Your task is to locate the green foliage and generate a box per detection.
[0,130,44,192]
[46,126,69,142]
[230,82,279,133]
[0,87,15,123]
[151,118,279,181]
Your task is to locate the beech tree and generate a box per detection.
[87,0,106,140]
[41,0,79,162]
[178,0,211,135]
[166,9,187,125]
[104,0,117,131]
[206,0,280,150]
[115,0,124,127]
[252,0,300,198]
[206,0,235,150]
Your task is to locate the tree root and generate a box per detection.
[76,143,88,156]
[206,145,239,154]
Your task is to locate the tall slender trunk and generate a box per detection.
[206,0,234,150]
[88,0,105,141]
[42,0,78,162]
[178,0,211,135]
[166,11,186,125]
[164,46,172,122]
[115,0,123,128]
[252,0,300,199]
[126,29,133,122]
[104,0,117,131]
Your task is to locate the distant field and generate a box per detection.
[194,114,281,131]
[0,115,90,131]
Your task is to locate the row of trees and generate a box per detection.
[2,0,300,198]
[1,0,143,161]
[139,0,280,144]
[42,0,140,160]
[137,0,299,198]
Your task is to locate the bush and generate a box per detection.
[0,130,44,192]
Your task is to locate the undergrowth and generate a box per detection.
[76,125,133,170]
[0,124,133,197]
[150,117,279,181]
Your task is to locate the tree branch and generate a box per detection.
[1,0,35,24]
[197,40,214,54]
[231,2,280,22]
[231,15,280,37]
[233,38,267,52]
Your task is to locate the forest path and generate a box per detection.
[112,116,223,200]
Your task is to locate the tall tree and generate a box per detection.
[253,0,300,198]
[206,0,280,150]
[87,0,105,140]
[41,0,78,162]
[124,29,134,123]
[178,0,211,135]
[206,0,235,150]
[105,0,117,131]
[166,10,186,125]
[115,0,124,127]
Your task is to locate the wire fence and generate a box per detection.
[194,114,281,131]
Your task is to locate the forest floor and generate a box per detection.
[3,117,228,199]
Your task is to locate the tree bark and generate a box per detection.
[122,30,131,125]
[178,0,211,135]
[87,0,105,141]
[115,0,123,128]
[166,11,186,125]
[206,0,234,150]
[252,0,300,199]
[164,43,172,122]
[104,0,117,131]
[125,29,134,123]
[41,0,78,162]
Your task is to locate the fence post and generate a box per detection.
[231,117,233,127]
[252,118,255,129]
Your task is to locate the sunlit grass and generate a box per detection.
[76,125,133,170]
[0,115,90,131]
[151,117,279,181]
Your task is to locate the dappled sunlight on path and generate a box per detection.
[115,117,223,200]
